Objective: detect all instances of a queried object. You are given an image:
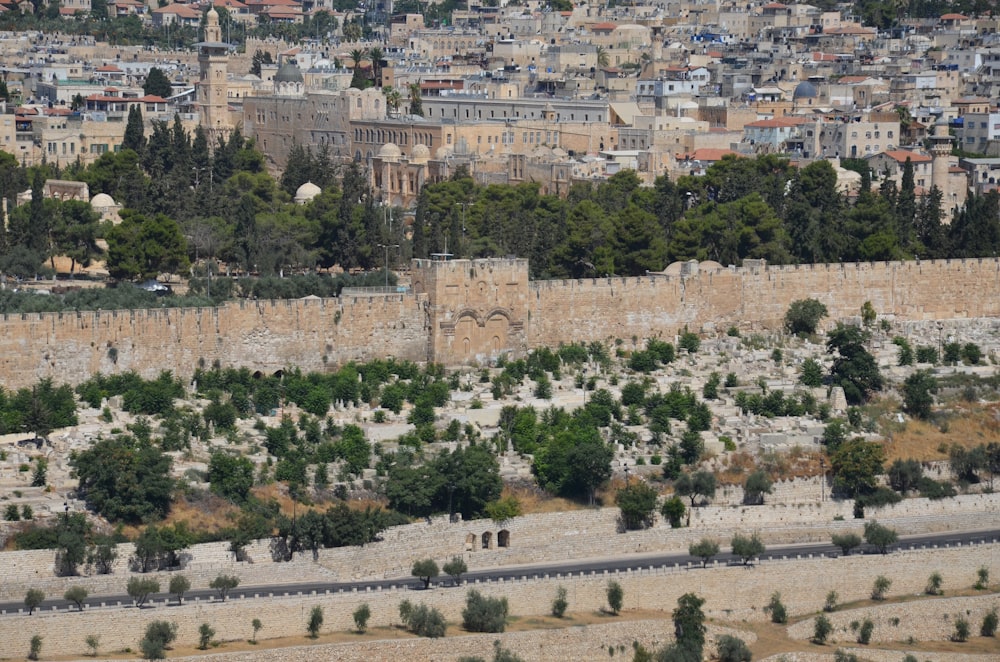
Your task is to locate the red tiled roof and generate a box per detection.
[940,13,967,20]
[96,65,123,72]
[591,22,617,31]
[879,150,932,163]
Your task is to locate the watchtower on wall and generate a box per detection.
[411,258,530,365]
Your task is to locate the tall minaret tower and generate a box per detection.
[197,8,230,138]
[929,118,952,196]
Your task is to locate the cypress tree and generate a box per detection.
[123,106,145,153]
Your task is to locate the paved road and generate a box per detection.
[4,528,997,615]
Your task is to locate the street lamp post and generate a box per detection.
[623,463,629,486]
[377,243,399,288]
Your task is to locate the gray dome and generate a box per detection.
[274,60,304,84]
[792,81,818,99]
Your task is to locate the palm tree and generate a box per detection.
[368,46,384,86]
[349,48,369,89]
[382,85,402,117]
[349,48,367,73]
[408,82,424,117]
[596,46,610,68]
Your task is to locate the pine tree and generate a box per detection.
[143,67,173,98]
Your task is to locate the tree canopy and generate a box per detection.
[70,434,174,524]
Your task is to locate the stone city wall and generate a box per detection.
[0,294,428,389]
[528,258,1000,349]
[1,258,1000,386]
[0,544,994,659]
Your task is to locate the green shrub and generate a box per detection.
[140,621,177,660]
[979,608,998,637]
[198,623,215,650]
[953,617,970,642]
[715,634,751,662]
[857,618,874,644]
[871,575,892,600]
[353,604,371,633]
[765,592,787,624]
[925,571,942,595]
[812,614,832,644]
[462,590,509,633]
[551,586,568,618]
[824,590,838,612]
[307,606,323,638]
[398,600,446,638]
[606,580,623,615]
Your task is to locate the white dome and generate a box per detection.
[294,181,321,204]
[377,142,401,161]
[90,192,116,208]
[435,146,453,160]
[411,143,430,164]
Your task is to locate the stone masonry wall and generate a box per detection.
[2,258,1000,387]
[0,293,428,389]
[0,544,994,659]
[528,258,1000,349]
[3,493,997,601]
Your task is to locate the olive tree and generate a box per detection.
[24,589,44,615]
[168,575,190,605]
[785,298,828,335]
[731,532,765,565]
[442,556,468,586]
[209,574,240,602]
[64,586,88,611]
[688,538,720,568]
[411,559,439,589]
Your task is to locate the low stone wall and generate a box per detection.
[163,622,753,662]
[760,653,999,662]
[2,493,998,602]
[0,543,994,659]
[786,595,1000,645]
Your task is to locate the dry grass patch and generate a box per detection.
[883,401,1000,463]
[501,484,588,515]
